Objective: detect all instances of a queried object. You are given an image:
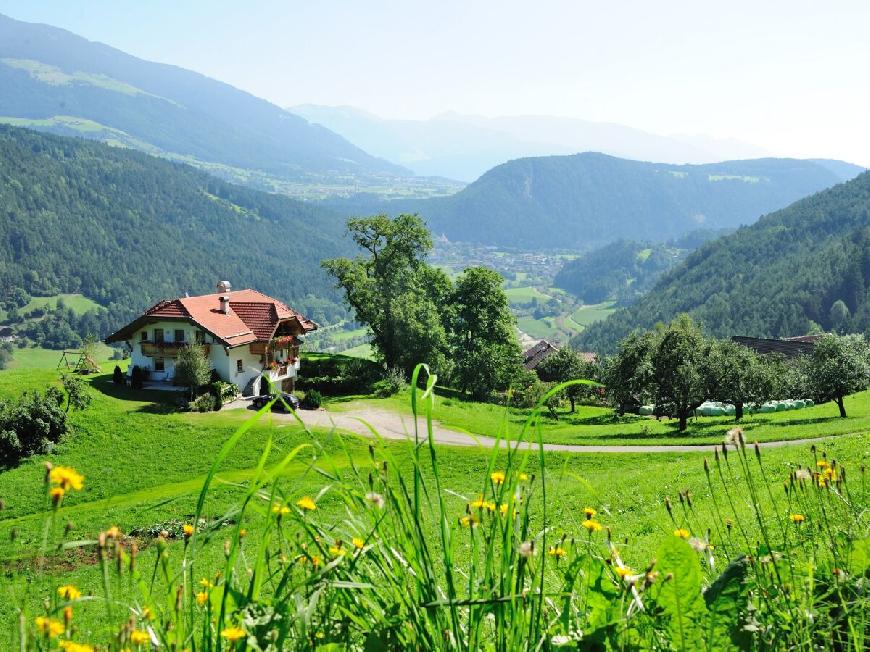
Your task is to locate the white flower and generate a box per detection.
[794,468,811,481]
[551,635,571,646]
[518,541,535,558]
[365,492,385,509]
[688,537,708,553]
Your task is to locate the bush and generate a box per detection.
[300,389,323,409]
[296,354,382,396]
[0,387,68,466]
[112,365,125,386]
[188,393,216,413]
[372,367,407,398]
[130,365,144,390]
[209,381,239,408]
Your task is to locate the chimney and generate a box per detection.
[216,280,232,294]
[219,295,231,315]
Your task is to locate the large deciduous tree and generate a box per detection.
[536,346,597,412]
[602,330,657,416]
[707,340,781,422]
[450,267,522,400]
[323,214,440,375]
[804,333,869,418]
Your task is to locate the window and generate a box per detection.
[174,329,185,343]
[154,328,164,343]
[236,359,243,374]
[154,358,165,372]
[140,330,148,342]
[195,330,205,344]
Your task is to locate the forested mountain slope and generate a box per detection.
[553,231,729,305]
[411,153,863,248]
[0,14,406,187]
[0,125,352,329]
[575,172,870,353]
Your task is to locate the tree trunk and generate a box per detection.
[678,410,688,431]
[569,396,576,413]
[836,395,847,418]
[735,401,744,422]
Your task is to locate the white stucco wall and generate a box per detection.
[124,321,296,395]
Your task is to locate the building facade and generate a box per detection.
[106,282,316,395]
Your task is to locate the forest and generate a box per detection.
[577,172,870,352]
[0,125,354,342]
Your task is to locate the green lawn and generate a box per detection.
[504,286,552,305]
[568,301,617,329]
[7,344,118,370]
[0,366,866,644]
[341,342,375,359]
[0,293,103,322]
[329,388,870,446]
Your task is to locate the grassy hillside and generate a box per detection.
[0,125,353,332]
[577,171,870,352]
[0,13,412,195]
[0,364,866,647]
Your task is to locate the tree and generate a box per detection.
[601,330,657,415]
[708,341,779,421]
[829,299,850,333]
[804,333,869,418]
[323,214,436,373]
[536,347,596,413]
[113,365,125,385]
[61,374,92,413]
[650,315,714,431]
[450,267,522,400]
[175,344,212,398]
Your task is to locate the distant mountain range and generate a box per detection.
[0,124,352,329]
[325,153,864,250]
[0,13,457,199]
[575,171,870,353]
[291,104,772,182]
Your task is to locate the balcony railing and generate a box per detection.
[141,342,210,357]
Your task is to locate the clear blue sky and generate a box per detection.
[1,0,869,165]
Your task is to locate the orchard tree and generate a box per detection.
[537,346,596,413]
[601,330,657,415]
[450,267,521,400]
[650,314,715,431]
[708,340,779,421]
[175,344,212,399]
[804,333,869,418]
[61,374,92,414]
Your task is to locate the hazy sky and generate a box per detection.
[2,0,869,165]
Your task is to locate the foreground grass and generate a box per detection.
[0,365,867,647]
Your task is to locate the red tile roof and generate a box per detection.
[107,288,316,347]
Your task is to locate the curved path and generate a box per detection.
[287,407,834,454]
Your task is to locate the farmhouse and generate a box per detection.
[106,282,316,395]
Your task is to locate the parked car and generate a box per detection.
[251,392,300,412]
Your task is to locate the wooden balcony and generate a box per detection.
[141,342,210,358]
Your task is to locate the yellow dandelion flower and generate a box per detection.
[583,507,596,518]
[499,503,509,516]
[105,526,121,539]
[469,495,487,509]
[614,566,634,578]
[34,616,64,637]
[547,546,566,558]
[142,607,153,621]
[272,504,291,516]
[352,537,364,550]
[182,524,195,538]
[460,514,480,528]
[49,466,85,491]
[790,513,806,523]
[582,519,602,533]
[130,630,150,644]
[59,642,94,652]
[673,528,690,539]
[221,626,246,642]
[490,471,506,485]
[518,472,529,481]
[49,486,65,502]
[310,554,322,568]
[196,591,208,605]
[198,577,214,589]
[816,460,829,469]
[296,496,317,511]
[239,528,247,538]
[329,544,344,557]
[57,585,81,601]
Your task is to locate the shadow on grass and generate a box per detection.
[89,374,182,415]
